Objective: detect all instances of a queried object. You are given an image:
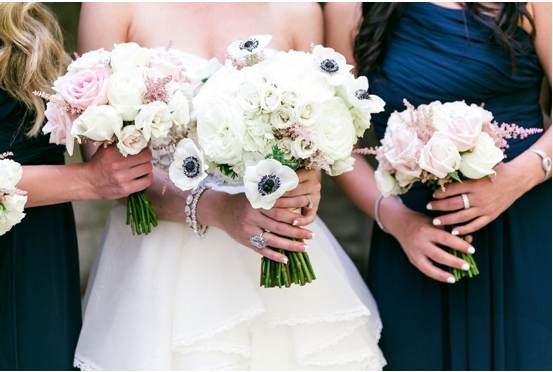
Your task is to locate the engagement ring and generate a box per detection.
[249,231,267,250]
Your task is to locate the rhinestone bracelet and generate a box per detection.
[185,185,209,237]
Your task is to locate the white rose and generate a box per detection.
[309,98,357,163]
[259,81,281,113]
[243,116,274,154]
[195,93,245,166]
[107,69,146,121]
[134,101,172,140]
[169,138,208,191]
[68,49,110,72]
[244,159,299,210]
[0,159,23,189]
[459,132,504,179]
[71,105,123,142]
[374,169,401,197]
[235,80,262,113]
[0,193,27,236]
[167,91,191,129]
[116,125,148,157]
[270,106,295,129]
[419,132,461,179]
[110,42,151,72]
[329,156,355,176]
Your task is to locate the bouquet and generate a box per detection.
[169,35,385,288]
[0,153,27,236]
[366,100,542,281]
[37,43,203,235]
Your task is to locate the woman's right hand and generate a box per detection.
[380,196,475,283]
[85,145,153,200]
[212,192,314,263]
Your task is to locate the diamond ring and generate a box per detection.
[461,193,470,209]
[249,231,267,250]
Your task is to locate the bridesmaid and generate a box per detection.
[0,4,153,369]
[326,2,551,370]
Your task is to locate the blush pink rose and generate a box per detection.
[419,132,461,179]
[42,101,75,155]
[433,101,492,152]
[380,111,423,184]
[54,65,110,112]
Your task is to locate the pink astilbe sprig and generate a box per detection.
[306,151,331,173]
[143,76,172,104]
[484,121,544,149]
[353,147,379,156]
[33,91,83,118]
[285,124,311,143]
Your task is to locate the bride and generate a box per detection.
[75,3,386,370]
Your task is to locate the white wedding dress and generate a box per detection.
[74,51,386,371]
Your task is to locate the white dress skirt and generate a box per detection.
[74,205,386,370]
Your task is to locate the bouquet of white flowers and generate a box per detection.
[169,35,385,287]
[363,100,542,281]
[36,43,207,235]
[0,153,27,236]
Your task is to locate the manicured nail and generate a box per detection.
[309,232,315,239]
[467,246,476,255]
[462,263,470,271]
[280,257,288,264]
[426,203,433,210]
[432,192,438,198]
[292,219,299,226]
[452,230,459,236]
[302,244,309,251]
[447,277,456,284]
[432,218,441,226]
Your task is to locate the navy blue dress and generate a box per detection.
[366,3,551,370]
[0,90,82,370]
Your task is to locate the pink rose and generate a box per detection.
[433,101,492,152]
[42,101,75,155]
[419,133,461,179]
[146,49,187,82]
[380,111,423,185]
[54,65,110,112]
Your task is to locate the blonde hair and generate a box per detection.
[0,3,70,136]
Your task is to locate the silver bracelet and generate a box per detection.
[374,195,388,233]
[529,149,551,180]
[185,185,209,237]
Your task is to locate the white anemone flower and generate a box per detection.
[244,159,299,210]
[345,76,386,113]
[227,35,272,67]
[169,138,207,191]
[312,45,353,86]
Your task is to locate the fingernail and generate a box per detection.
[468,246,476,255]
[452,230,459,236]
[447,277,456,284]
[426,203,432,210]
[462,263,470,271]
[280,257,288,264]
[432,192,438,198]
[292,220,299,226]
[432,218,441,226]
[302,244,309,251]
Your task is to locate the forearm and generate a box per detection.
[332,155,381,218]
[18,163,96,207]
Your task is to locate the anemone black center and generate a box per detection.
[240,39,259,52]
[182,156,200,178]
[320,58,339,73]
[257,174,281,196]
[355,89,371,100]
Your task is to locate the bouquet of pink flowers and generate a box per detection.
[363,100,542,280]
[0,153,27,236]
[36,43,203,235]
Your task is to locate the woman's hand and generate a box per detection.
[85,145,153,200]
[381,197,475,283]
[428,155,543,235]
[210,192,314,263]
[266,169,322,227]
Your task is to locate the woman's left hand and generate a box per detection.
[428,162,532,235]
[260,169,322,227]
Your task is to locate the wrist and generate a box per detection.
[378,196,410,239]
[507,151,545,193]
[74,162,100,201]
[196,190,227,229]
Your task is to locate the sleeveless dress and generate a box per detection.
[0,90,82,370]
[74,50,386,371]
[366,3,551,370]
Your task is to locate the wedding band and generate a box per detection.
[461,193,470,209]
[249,231,267,250]
[306,196,313,209]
